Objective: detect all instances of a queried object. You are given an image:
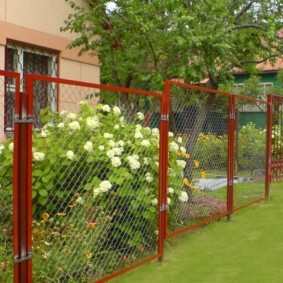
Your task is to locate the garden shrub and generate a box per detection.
[237,122,266,170]
[192,122,265,172]
[0,101,198,281]
[194,133,227,170]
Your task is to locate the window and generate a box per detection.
[5,42,58,133]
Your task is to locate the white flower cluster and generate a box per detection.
[177,136,183,143]
[168,187,174,194]
[67,113,77,120]
[143,157,151,165]
[145,172,153,183]
[169,141,179,152]
[127,155,141,170]
[33,151,45,161]
[141,139,151,147]
[9,143,14,153]
[111,156,122,167]
[86,116,100,130]
[41,130,49,138]
[68,121,80,131]
[106,149,115,158]
[135,131,143,139]
[57,123,65,129]
[84,141,93,153]
[66,150,75,160]
[98,145,105,151]
[113,106,121,116]
[180,146,186,153]
[78,100,88,105]
[151,198,158,205]
[104,133,113,139]
[102,104,111,112]
[60,110,68,116]
[113,147,124,156]
[176,160,186,169]
[152,128,159,137]
[108,140,116,147]
[169,132,174,137]
[117,140,125,147]
[178,191,189,202]
[93,180,112,197]
[136,112,144,121]
[0,145,4,154]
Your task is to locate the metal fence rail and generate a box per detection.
[27,74,166,282]
[165,80,268,239]
[0,70,22,283]
[0,71,274,282]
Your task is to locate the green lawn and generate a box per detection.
[110,183,283,283]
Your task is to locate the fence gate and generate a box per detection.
[268,94,283,182]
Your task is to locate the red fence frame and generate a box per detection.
[267,93,283,183]
[24,73,168,282]
[0,71,273,282]
[164,80,269,239]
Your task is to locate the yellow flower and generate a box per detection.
[194,160,200,168]
[42,213,49,221]
[57,212,66,216]
[183,178,190,186]
[183,153,190,159]
[85,252,93,259]
[200,170,206,179]
[176,151,182,156]
[183,178,194,189]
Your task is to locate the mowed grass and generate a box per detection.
[110,183,283,283]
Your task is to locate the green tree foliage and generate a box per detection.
[62,0,283,93]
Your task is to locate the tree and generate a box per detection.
[62,0,283,177]
[62,0,283,91]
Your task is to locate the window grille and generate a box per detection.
[5,42,58,133]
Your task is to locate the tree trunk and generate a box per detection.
[184,93,216,180]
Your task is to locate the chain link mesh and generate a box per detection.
[0,73,15,282]
[233,98,267,208]
[30,79,161,282]
[271,98,283,181]
[167,84,228,233]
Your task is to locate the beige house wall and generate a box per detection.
[0,0,100,140]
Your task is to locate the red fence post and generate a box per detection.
[13,79,33,282]
[157,80,170,261]
[227,94,236,220]
[265,94,273,197]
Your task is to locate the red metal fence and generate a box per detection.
[0,72,274,282]
[267,94,283,182]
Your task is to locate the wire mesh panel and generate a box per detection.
[0,70,19,282]
[233,96,267,209]
[166,82,229,237]
[27,75,162,282]
[270,95,283,182]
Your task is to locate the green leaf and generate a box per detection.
[38,196,48,205]
[39,189,48,197]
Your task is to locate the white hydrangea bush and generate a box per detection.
[0,101,192,249]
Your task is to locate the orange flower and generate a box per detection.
[87,222,97,229]
[137,245,145,251]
